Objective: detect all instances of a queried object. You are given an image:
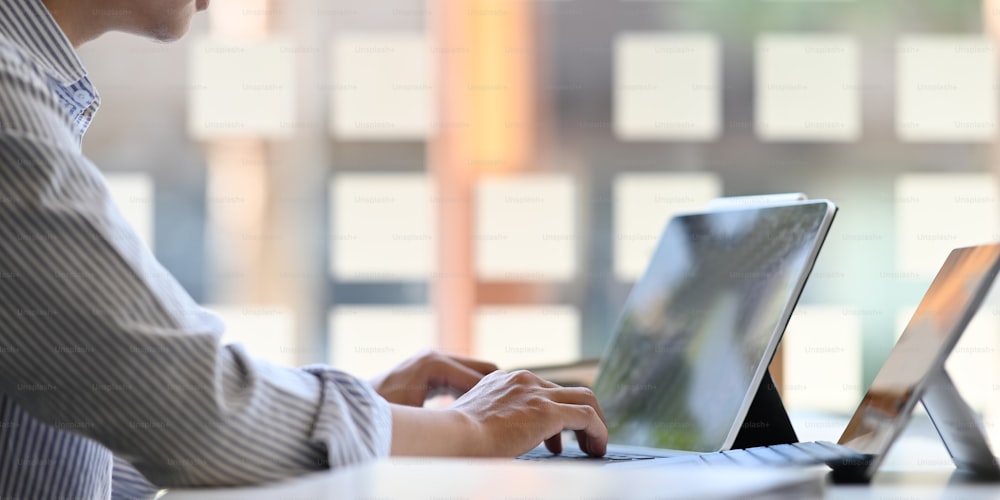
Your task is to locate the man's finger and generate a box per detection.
[548,386,607,424]
[575,429,607,457]
[544,432,563,455]
[554,402,608,457]
[447,355,500,375]
[432,357,490,394]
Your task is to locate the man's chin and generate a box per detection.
[138,17,194,43]
[196,0,210,12]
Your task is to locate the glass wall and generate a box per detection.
[78,0,999,438]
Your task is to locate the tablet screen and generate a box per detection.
[591,201,834,452]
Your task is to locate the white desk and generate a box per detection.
[165,459,824,499]
[163,456,1000,500]
[164,412,1000,499]
[830,471,1000,500]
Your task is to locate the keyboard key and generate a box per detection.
[744,446,792,465]
[721,449,766,466]
[699,452,737,466]
[792,441,847,461]
[770,444,822,464]
[816,441,855,455]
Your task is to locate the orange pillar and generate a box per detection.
[431,0,537,355]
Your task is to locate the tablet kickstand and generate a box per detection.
[922,367,1000,479]
[731,370,799,449]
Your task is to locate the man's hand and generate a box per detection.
[388,369,608,458]
[451,370,608,457]
[370,350,498,407]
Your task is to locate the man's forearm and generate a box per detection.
[389,404,480,457]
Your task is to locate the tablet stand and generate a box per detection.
[731,370,799,449]
[921,367,1000,478]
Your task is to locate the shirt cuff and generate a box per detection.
[301,366,392,468]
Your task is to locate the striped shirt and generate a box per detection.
[0,0,392,498]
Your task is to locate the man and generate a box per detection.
[0,0,607,497]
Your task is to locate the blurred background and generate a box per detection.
[77,0,1000,442]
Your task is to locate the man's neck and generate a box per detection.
[41,0,103,47]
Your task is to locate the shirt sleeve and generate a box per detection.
[0,66,392,488]
[112,455,159,500]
